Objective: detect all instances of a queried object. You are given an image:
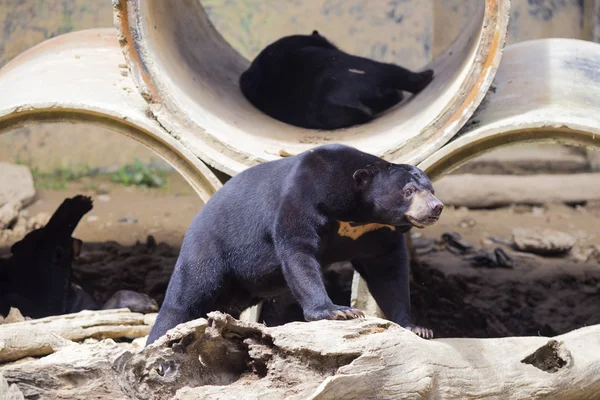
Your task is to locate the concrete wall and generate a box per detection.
[0,0,596,170]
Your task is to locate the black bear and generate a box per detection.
[0,195,93,319]
[239,30,434,130]
[147,144,443,345]
[0,195,159,319]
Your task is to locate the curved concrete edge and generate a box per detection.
[419,38,600,180]
[0,28,221,203]
[355,37,600,322]
[114,0,510,176]
[386,0,511,166]
[419,126,600,182]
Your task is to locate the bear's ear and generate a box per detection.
[353,169,371,187]
[312,30,320,36]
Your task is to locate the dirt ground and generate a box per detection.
[1,173,599,339]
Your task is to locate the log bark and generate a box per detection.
[1,311,599,399]
[0,308,155,363]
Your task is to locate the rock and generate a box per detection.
[102,290,159,314]
[0,163,35,209]
[441,231,473,254]
[95,183,111,195]
[512,228,576,256]
[25,212,50,231]
[466,247,514,268]
[9,216,27,238]
[459,217,476,228]
[488,236,513,246]
[531,206,545,216]
[0,203,19,230]
[571,245,600,263]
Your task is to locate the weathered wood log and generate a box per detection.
[1,312,599,399]
[0,372,24,400]
[0,308,155,363]
[435,173,600,208]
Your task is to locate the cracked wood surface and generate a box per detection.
[1,312,599,399]
[0,308,155,363]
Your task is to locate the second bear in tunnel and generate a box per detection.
[240,30,434,130]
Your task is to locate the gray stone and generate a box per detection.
[0,203,19,230]
[0,163,35,209]
[512,228,576,256]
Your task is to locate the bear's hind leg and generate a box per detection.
[364,88,403,115]
[146,258,224,346]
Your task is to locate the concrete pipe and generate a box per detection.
[114,0,510,176]
[419,38,600,181]
[0,28,221,203]
[352,37,600,322]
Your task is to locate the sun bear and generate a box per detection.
[239,30,434,130]
[147,144,443,345]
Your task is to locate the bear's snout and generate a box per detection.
[430,199,444,217]
[405,190,443,228]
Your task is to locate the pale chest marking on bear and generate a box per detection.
[337,221,396,240]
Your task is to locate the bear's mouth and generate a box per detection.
[406,215,439,229]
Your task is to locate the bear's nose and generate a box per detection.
[431,202,444,217]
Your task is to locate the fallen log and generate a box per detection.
[435,173,600,208]
[1,312,599,399]
[0,308,155,363]
[0,373,24,400]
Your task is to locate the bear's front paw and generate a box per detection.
[304,305,365,321]
[403,324,434,339]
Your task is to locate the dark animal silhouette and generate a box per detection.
[0,195,93,318]
[147,144,443,345]
[0,195,159,319]
[240,30,434,130]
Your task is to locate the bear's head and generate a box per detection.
[353,164,443,229]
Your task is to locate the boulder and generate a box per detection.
[512,228,576,256]
[0,163,35,209]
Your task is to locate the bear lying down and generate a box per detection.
[147,144,443,345]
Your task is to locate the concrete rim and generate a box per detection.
[419,38,600,181]
[0,28,221,203]
[114,0,510,175]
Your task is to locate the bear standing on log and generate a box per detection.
[240,30,434,130]
[147,144,443,345]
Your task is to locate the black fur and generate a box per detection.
[147,144,443,345]
[0,195,93,318]
[239,30,434,130]
[1,195,166,319]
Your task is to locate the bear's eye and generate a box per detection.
[404,188,414,197]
